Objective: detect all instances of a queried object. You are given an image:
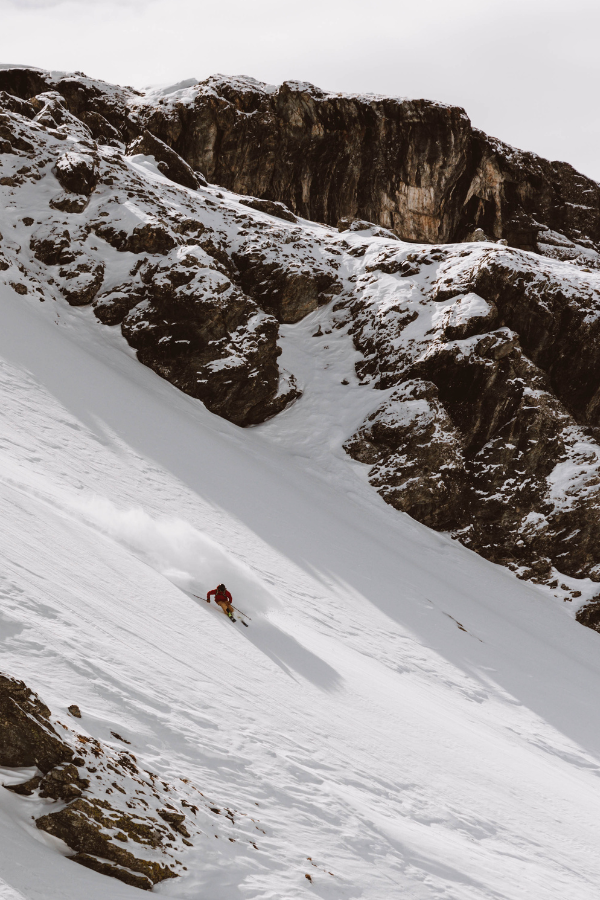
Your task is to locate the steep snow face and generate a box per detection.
[2,275,600,900]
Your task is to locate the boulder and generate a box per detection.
[54,151,99,196]
[239,196,296,223]
[127,129,200,190]
[36,798,178,886]
[0,673,73,773]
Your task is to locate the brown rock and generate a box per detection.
[59,257,105,305]
[36,798,178,885]
[232,250,341,324]
[134,75,600,257]
[239,196,296,223]
[93,220,177,256]
[30,225,72,265]
[54,151,99,196]
[345,380,467,530]
[158,809,190,837]
[0,672,73,773]
[69,854,153,891]
[4,775,42,796]
[126,129,200,190]
[38,763,90,801]
[49,192,89,213]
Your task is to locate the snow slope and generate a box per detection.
[2,279,600,900]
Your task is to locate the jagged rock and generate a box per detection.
[576,600,600,633]
[232,250,341,324]
[337,217,398,240]
[0,68,51,103]
[0,673,73,772]
[93,219,177,255]
[0,68,139,145]
[440,293,498,341]
[4,775,42,796]
[38,762,90,801]
[93,284,146,325]
[239,197,296,223]
[69,854,153,891]
[119,267,294,426]
[36,798,178,886]
[54,151,99,196]
[345,380,467,529]
[30,92,93,140]
[50,192,89,213]
[30,225,72,265]
[158,809,190,836]
[0,91,35,119]
[127,129,199,190]
[59,256,105,305]
[135,75,600,259]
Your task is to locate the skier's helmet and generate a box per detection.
[218,583,226,592]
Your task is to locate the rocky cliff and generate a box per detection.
[1,67,599,265]
[133,76,600,264]
[2,65,600,604]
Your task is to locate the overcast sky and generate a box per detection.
[1,0,598,180]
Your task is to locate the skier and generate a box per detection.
[206,584,236,621]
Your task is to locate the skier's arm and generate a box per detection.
[225,590,232,603]
[206,588,216,603]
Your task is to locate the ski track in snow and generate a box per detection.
[1,272,600,900]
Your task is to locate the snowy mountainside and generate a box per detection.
[4,79,600,588]
[2,67,600,899]
[2,275,600,900]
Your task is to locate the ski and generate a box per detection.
[191,593,250,625]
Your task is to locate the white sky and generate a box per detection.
[1,0,598,181]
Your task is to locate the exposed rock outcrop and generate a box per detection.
[1,673,263,890]
[126,129,202,190]
[341,241,600,585]
[134,75,600,263]
[0,673,73,772]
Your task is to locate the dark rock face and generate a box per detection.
[232,248,341,324]
[54,151,100,196]
[239,196,297,223]
[0,68,139,145]
[344,380,466,530]
[576,600,600,633]
[136,76,600,261]
[0,673,73,773]
[342,243,600,586]
[30,225,73,266]
[117,258,293,426]
[69,853,154,891]
[37,799,178,887]
[127,129,200,190]
[2,65,600,266]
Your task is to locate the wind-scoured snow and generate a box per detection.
[2,257,600,900]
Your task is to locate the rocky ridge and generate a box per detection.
[1,68,600,600]
[1,672,267,890]
[1,67,600,266]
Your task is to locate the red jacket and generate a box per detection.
[207,587,232,605]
